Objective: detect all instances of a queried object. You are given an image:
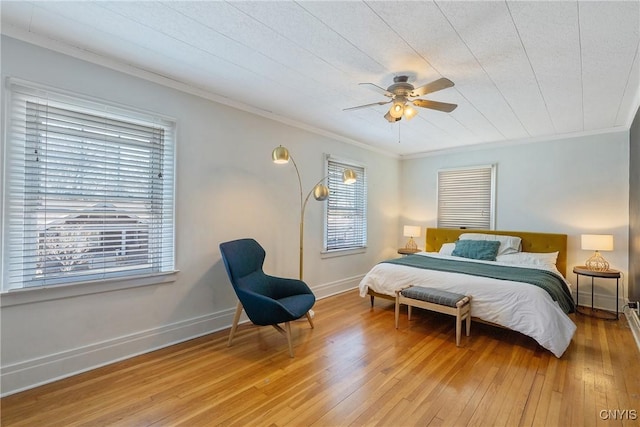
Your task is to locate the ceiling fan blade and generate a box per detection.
[410,77,455,97]
[343,100,391,111]
[412,99,458,113]
[359,82,394,97]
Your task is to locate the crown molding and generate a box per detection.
[1,27,398,159]
[401,127,630,160]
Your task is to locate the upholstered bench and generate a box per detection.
[395,286,471,346]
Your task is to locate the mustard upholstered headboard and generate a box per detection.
[425,228,568,277]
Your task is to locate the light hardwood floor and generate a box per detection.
[2,290,639,426]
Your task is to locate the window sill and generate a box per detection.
[321,247,367,259]
[0,271,179,307]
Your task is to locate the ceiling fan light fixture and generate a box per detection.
[384,111,400,123]
[404,104,417,120]
[389,101,404,119]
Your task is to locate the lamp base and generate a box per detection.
[404,237,417,251]
[585,251,609,271]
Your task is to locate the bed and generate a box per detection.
[359,228,577,357]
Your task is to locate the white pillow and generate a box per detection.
[496,251,559,268]
[439,242,456,256]
[459,233,521,256]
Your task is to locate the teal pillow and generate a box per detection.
[452,239,501,261]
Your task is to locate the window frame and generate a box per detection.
[436,164,496,230]
[1,79,177,299]
[322,155,367,254]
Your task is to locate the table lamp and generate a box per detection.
[403,225,421,251]
[581,234,613,271]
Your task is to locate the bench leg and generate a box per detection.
[398,293,471,347]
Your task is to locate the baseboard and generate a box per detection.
[574,290,624,313]
[312,274,364,299]
[623,305,640,353]
[0,307,239,397]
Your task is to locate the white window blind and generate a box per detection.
[437,165,495,230]
[2,81,175,290]
[324,157,367,251]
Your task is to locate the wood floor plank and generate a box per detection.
[1,290,639,426]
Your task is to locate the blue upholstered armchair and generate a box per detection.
[219,238,316,357]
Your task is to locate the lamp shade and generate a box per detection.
[342,169,357,184]
[272,146,290,164]
[384,110,399,123]
[403,104,417,120]
[581,234,613,251]
[389,101,404,119]
[403,225,421,238]
[313,184,329,201]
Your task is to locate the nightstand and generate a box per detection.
[573,266,620,320]
[397,248,420,255]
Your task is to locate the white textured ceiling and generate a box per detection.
[2,1,639,156]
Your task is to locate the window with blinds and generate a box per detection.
[2,81,175,290]
[324,157,367,251]
[437,165,495,230]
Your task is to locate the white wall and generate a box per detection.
[0,36,400,395]
[399,133,630,311]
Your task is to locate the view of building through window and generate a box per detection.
[36,206,150,277]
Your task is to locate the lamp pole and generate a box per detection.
[272,146,355,281]
[278,152,329,281]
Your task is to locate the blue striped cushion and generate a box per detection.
[401,286,466,308]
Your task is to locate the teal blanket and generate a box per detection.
[383,255,575,314]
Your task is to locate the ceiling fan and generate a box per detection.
[344,75,457,123]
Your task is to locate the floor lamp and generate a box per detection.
[272,146,356,281]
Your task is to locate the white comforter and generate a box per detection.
[359,252,576,357]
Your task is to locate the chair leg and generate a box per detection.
[284,322,294,358]
[306,311,315,329]
[272,323,295,358]
[228,301,243,347]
